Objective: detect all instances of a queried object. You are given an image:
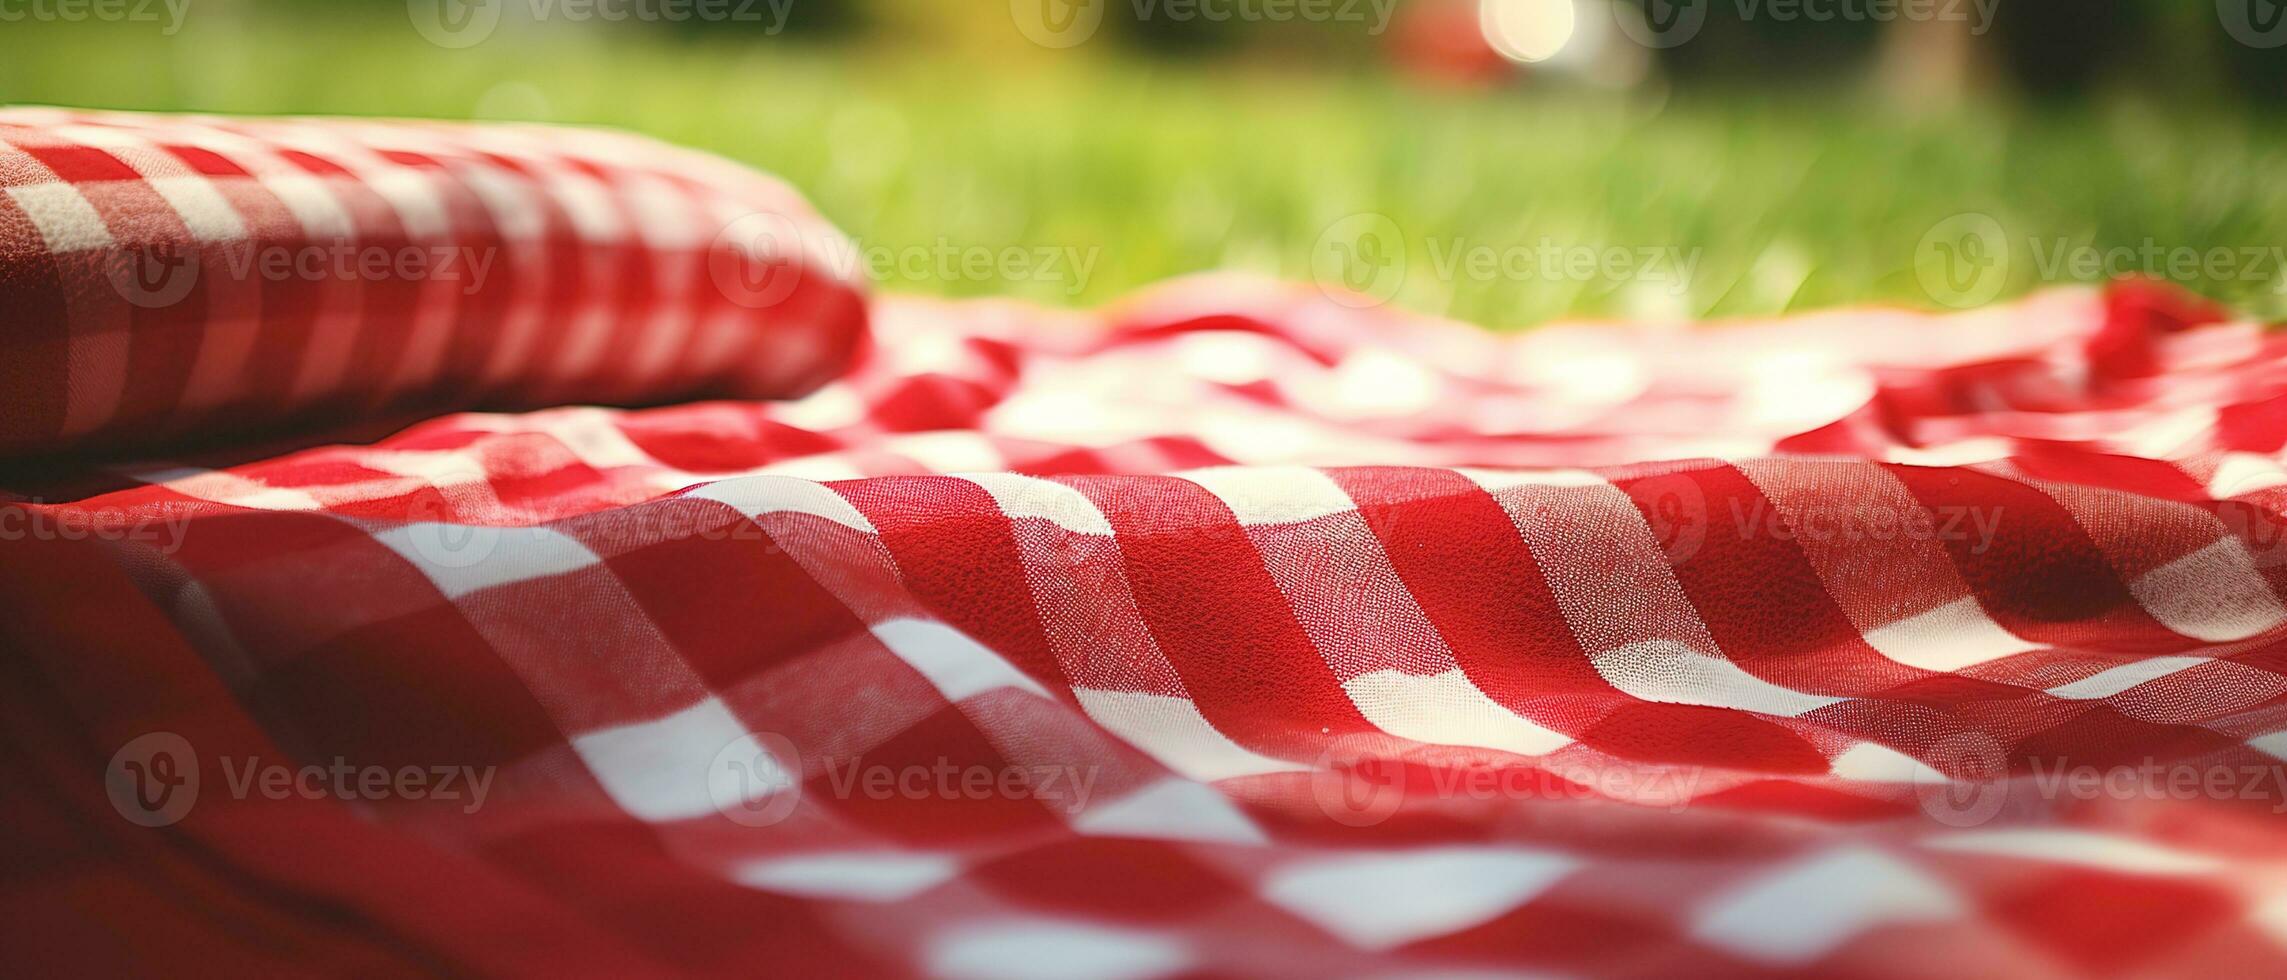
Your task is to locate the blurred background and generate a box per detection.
[2,0,2284,326]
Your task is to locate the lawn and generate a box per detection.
[5,12,2287,327]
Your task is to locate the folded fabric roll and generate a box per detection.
[0,107,867,458]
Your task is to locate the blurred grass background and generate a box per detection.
[3,5,2286,327]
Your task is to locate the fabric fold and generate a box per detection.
[10,271,2287,975]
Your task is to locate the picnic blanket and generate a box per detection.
[9,109,2287,978]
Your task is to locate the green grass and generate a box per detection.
[6,13,2287,326]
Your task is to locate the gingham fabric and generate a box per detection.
[10,142,2287,977]
[0,107,867,458]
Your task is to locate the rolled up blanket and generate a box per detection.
[0,107,867,458]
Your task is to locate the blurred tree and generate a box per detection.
[1115,1,1247,54]
[1984,0,2154,100]
[268,0,2279,104]
[1632,0,1885,82]
[1872,15,1985,110]
[2213,0,2287,97]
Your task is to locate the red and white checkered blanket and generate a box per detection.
[10,110,2287,977]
